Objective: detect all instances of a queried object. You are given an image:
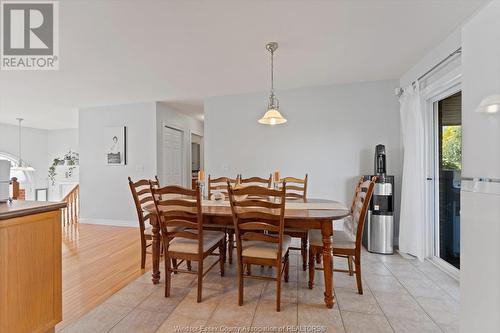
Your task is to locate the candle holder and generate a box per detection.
[198,181,206,200]
[273,170,281,190]
[273,181,280,190]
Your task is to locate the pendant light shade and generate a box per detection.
[11,118,36,172]
[258,108,287,125]
[10,165,36,172]
[259,42,287,125]
[476,94,500,114]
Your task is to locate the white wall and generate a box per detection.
[204,80,401,237]
[399,29,462,88]
[79,103,157,225]
[461,1,500,331]
[47,129,79,162]
[156,102,204,187]
[78,102,203,226]
[462,3,500,180]
[0,122,48,198]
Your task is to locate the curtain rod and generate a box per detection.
[396,47,462,97]
[412,47,462,85]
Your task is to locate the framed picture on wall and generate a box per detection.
[105,126,127,165]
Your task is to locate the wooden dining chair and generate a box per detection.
[343,177,365,274]
[228,183,290,312]
[314,176,364,267]
[128,176,161,269]
[207,175,239,265]
[279,174,309,271]
[238,174,272,188]
[208,175,239,200]
[150,183,225,302]
[233,174,272,264]
[307,176,376,294]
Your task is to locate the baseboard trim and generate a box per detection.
[79,218,137,228]
[428,257,460,281]
[78,218,372,233]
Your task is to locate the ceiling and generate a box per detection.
[162,100,205,122]
[0,0,488,129]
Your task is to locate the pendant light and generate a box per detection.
[10,118,36,172]
[258,42,287,125]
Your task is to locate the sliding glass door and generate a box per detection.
[433,91,461,270]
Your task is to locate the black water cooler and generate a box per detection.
[362,145,395,254]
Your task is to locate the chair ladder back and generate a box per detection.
[150,183,203,251]
[228,183,286,258]
[128,176,160,229]
[239,174,272,187]
[352,176,377,247]
[349,177,364,213]
[279,174,308,200]
[208,175,238,199]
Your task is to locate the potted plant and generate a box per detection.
[48,151,79,185]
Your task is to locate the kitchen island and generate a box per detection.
[0,200,66,333]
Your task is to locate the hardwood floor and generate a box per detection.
[57,223,151,330]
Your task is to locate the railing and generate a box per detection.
[62,184,79,225]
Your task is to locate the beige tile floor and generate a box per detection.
[62,248,459,333]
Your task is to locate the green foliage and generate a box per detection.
[442,126,462,170]
[48,151,79,185]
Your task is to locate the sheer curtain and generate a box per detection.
[399,82,426,260]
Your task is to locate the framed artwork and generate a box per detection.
[105,126,127,165]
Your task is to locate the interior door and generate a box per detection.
[162,126,183,186]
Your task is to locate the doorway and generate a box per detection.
[191,133,203,172]
[191,133,203,189]
[162,126,184,186]
[433,91,461,270]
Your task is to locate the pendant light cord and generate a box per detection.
[268,45,278,108]
[270,48,274,96]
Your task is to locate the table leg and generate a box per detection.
[321,220,334,308]
[151,215,161,285]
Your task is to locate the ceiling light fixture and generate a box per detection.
[258,42,287,126]
[10,118,36,172]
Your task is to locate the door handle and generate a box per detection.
[426,177,433,181]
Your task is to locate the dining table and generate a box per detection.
[146,198,349,308]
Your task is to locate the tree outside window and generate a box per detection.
[442,126,462,171]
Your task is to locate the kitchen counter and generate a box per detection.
[0,200,66,220]
[0,200,66,333]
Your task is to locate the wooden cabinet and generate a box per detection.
[0,201,66,333]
